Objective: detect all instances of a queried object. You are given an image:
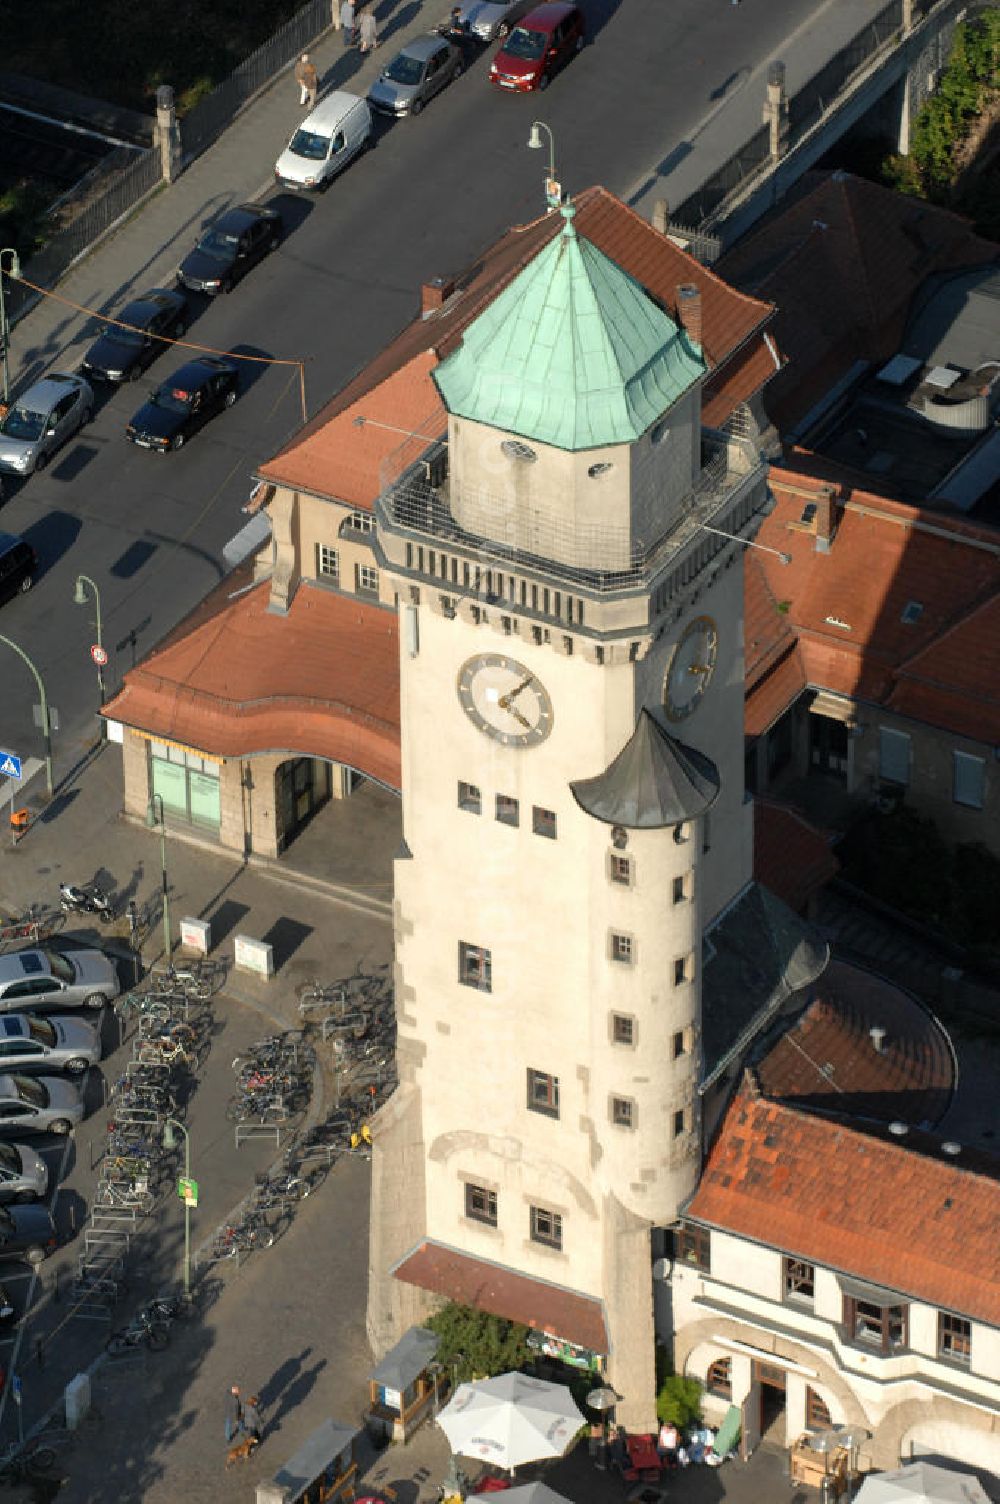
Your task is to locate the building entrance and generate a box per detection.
[276,757,332,852]
[753,1361,787,1444]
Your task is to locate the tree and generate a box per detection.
[425,1303,532,1383]
[655,1373,703,1427]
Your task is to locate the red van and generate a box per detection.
[489,2,585,92]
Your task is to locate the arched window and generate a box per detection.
[706,1357,732,1398]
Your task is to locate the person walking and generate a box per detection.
[358,6,378,52]
[341,0,356,45]
[295,53,319,108]
[243,1395,263,1445]
[224,1385,243,1444]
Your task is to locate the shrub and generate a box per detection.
[655,1372,702,1428]
[425,1303,532,1384]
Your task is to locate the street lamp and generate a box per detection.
[0,249,22,407]
[73,574,105,706]
[527,121,560,209]
[162,1117,192,1297]
[0,632,53,796]
[146,793,171,960]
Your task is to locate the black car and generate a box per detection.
[125,357,239,452]
[81,288,188,383]
[176,203,282,294]
[0,1203,58,1266]
[0,533,36,605]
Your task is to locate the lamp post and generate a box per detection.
[697,521,792,564]
[527,121,560,209]
[162,1117,192,1297]
[0,632,53,796]
[73,574,105,705]
[146,793,171,960]
[0,249,21,407]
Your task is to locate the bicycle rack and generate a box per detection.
[235,1122,283,1150]
[91,1201,149,1227]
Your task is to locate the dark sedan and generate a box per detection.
[81,289,188,383]
[176,203,282,294]
[125,357,239,452]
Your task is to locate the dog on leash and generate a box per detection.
[226,1434,259,1469]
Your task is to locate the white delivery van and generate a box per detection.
[274,91,372,190]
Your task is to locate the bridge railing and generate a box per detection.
[788,0,903,139]
[672,125,771,229]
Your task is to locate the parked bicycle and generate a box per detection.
[0,1436,60,1484]
[106,1306,170,1353]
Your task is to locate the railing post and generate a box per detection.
[763,61,789,162]
[155,85,181,183]
[902,0,914,35]
[651,200,670,236]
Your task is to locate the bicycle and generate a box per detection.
[211,1214,275,1258]
[0,1437,59,1483]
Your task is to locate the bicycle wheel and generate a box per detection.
[26,1443,57,1476]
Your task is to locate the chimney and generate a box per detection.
[422,276,455,317]
[676,284,703,348]
[814,485,838,553]
[652,199,670,236]
[869,1025,887,1054]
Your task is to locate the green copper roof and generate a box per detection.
[433,203,706,451]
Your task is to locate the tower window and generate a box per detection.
[458,782,481,814]
[609,854,632,885]
[501,439,537,463]
[672,874,688,904]
[673,1030,686,1059]
[459,942,492,992]
[674,955,691,985]
[530,1206,563,1250]
[611,933,634,965]
[465,1183,497,1226]
[496,794,519,827]
[611,1013,635,1046]
[672,1108,685,1137]
[532,806,557,839]
[527,1069,560,1118]
[611,1097,635,1130]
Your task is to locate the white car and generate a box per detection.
[0,948,119,1011]
[0,373,93,477]
[0,1014,101,1075]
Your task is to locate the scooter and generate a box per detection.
[59,882,114,921]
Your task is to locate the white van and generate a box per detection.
[274,91,372,190]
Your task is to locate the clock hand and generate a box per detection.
[507,705,531,730]
[498,675,534,710]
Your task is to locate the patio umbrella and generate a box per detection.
[471,1486,571,1504]
[855,1463,991,1504]
[437,1372,586,1469]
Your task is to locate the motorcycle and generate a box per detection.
[59,883,114,922]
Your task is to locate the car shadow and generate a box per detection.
[19,510,83,584]
[225,345,275,397]
[264,192,316,236]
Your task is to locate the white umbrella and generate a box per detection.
[471,1486,570,1504]
[855,1463,991,1504]
[437,1372,585,1469]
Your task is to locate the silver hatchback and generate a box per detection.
[0,948,120,1011]
[0,373,94,478]
[0,1141,49,1202]
[0,1014,101,1075]
[0,1074,86,1136]
[368,34,464,115]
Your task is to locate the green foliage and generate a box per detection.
[425,1303,532,1384]
[0,183,50,261]
[655,1372,703,1428]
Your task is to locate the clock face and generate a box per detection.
[664,614,719,722]
[457,654,554,747]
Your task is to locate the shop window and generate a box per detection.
[149,743,220,831]
[706,1357,731,1398]
[496,794,519,827]
[612,1014,634,1046]
[843,1296,907,1355]
[677,1223,710,1273]
[805,1388,832,1431]
[938,1312,971,1366]
[783,1257,815,1304]
[458,781,481,814]
[530,1205,562,1250]
[527,1069,560,1119]
[458,942,491,993]
[465,1183,497,1227]
[316,543,340,580]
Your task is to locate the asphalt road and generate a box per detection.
[0,0,860,772]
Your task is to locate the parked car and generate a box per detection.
[0,1014,101,1075]
[368,34,464,116]
[0,1141,49,1203]
[0,948,119,1011]
[0,1201,59,1264]
[489,1,584,91]
[176,203,282,294]
[0,1073,86,1138]
[451,0,537,42]
[81,288,188,384]
[125,356,239,452]
[274,91,372,190]
[0,373,93,477]
[0,533,36,605]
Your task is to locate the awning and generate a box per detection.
[809,690,857,725]
[391,1240,608,1356]
[838,1274,902,1306]
[368,1326,438,1391]
[130,729,223,764]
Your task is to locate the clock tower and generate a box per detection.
[368,205,770,1419]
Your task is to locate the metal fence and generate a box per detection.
[672,124,771,229]
[180,0,331,165]
[788,0,903,139]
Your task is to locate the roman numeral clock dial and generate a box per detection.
[457,654,554,747]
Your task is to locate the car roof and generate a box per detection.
[215,203,278,232]
[162,357,236,387]
[0,952,49,983]
[15,373,84,409]
[517,1,577,27]
[120,290,182,320]
[300,90,367,129]
[403,32,453,59]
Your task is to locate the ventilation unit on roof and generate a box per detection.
[876,354,922,387]
[925,365,962,390]
[870,1026,887,1053]
[888,1122,909,1136]
[941,1141,962,1156]
[901,601,924,625]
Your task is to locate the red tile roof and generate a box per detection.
[717,170,999,430]
[744,468,1000,743]
[753,799,838,911]
[688,1089,1000,1327]
[392,1240,608,1355]
[755,958,953,1126]
[258,186,776,499]
[101,570,401,788]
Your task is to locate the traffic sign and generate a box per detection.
[91,644,108,667]
[178,1177,199,1208]
[0,752,22,780]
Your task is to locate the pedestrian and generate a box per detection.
[224,1384,242,1444]
[341,0,356,45]
[295,53,319,108]
[243,1395,263,1444]
[359,6,378,52]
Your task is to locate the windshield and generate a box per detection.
[0,407,46,442]
[195,228,239,260]
[289,129,328,161]
[385,53,424,85]
[152,383,196,415]
[504,25,546,57]
[12,1076,46,1109]
[103,319,145,347]
[27,1018,56,1047]
[42,951,74,985]
[0,1144,18,1173]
